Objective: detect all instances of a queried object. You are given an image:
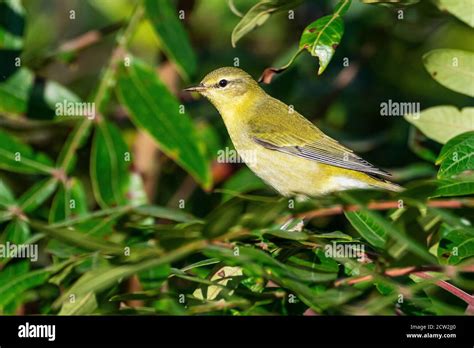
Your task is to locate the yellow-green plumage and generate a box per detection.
[185,67,401,196]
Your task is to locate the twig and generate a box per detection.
[335,265,474,305]
[298,199,471,219]
[413,272,474,306]
[58,22,124,53]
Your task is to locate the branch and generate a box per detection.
[298,199,472,219]
[335,265,474,305]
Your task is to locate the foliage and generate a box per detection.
[0,0,473,316]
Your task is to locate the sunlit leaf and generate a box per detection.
[193,266,243,300]
[434,0,474,27]
[437,224,474,265]
[436,131,474,179]
[423,49,474,97]
[433,180,474,197]
[299,0,351,75]
[405,106,474,145]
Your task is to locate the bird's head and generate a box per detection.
[184,67,264,109]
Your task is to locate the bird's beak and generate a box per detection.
[183,83,207,93]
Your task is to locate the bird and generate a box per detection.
[185,67,402,197]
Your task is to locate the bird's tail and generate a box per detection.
[373,179,404,192]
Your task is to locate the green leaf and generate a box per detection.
[144,0,196,80]
[289,249,339,273]
[314,231,353,241]
[132,205,197,223]
[46,217,118,258]
[231,0,303,47]
[433,180,474,197]
[222,168,266,202]
[26,75,82,121]
[0,268,50,310]
[18,178,58,213]
[138,263,171,290]
[344,210,387,248]
[434,0,474,27]
[261,228,309,241]
[361,0,419,5]
[299,0,351,75]
[203,198,244,238]
[405,106,474,145]
[54,240,198,308]
[0,0,24,81]
[436,131,474,179]
[0,129,54,174]
[49,178,88,223]
[57,119,92,173]
[1,218,30,245]
[116,58,211,189]
[58,291,98,315]
[31,221,125,255]
[0,179,16,207]
[342,194,437,263]
[423,49,474,97]
[90,121,131,207]
[0,68,32,114]
[0,260,28,284]
[0,68,82,118]
[437,225,474,265]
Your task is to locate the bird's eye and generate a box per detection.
[218,79,228,88]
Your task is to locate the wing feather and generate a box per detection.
[248,99,391,177]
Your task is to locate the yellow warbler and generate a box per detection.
[185,67,401,196]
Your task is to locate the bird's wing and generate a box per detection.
[248,98,391,177]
